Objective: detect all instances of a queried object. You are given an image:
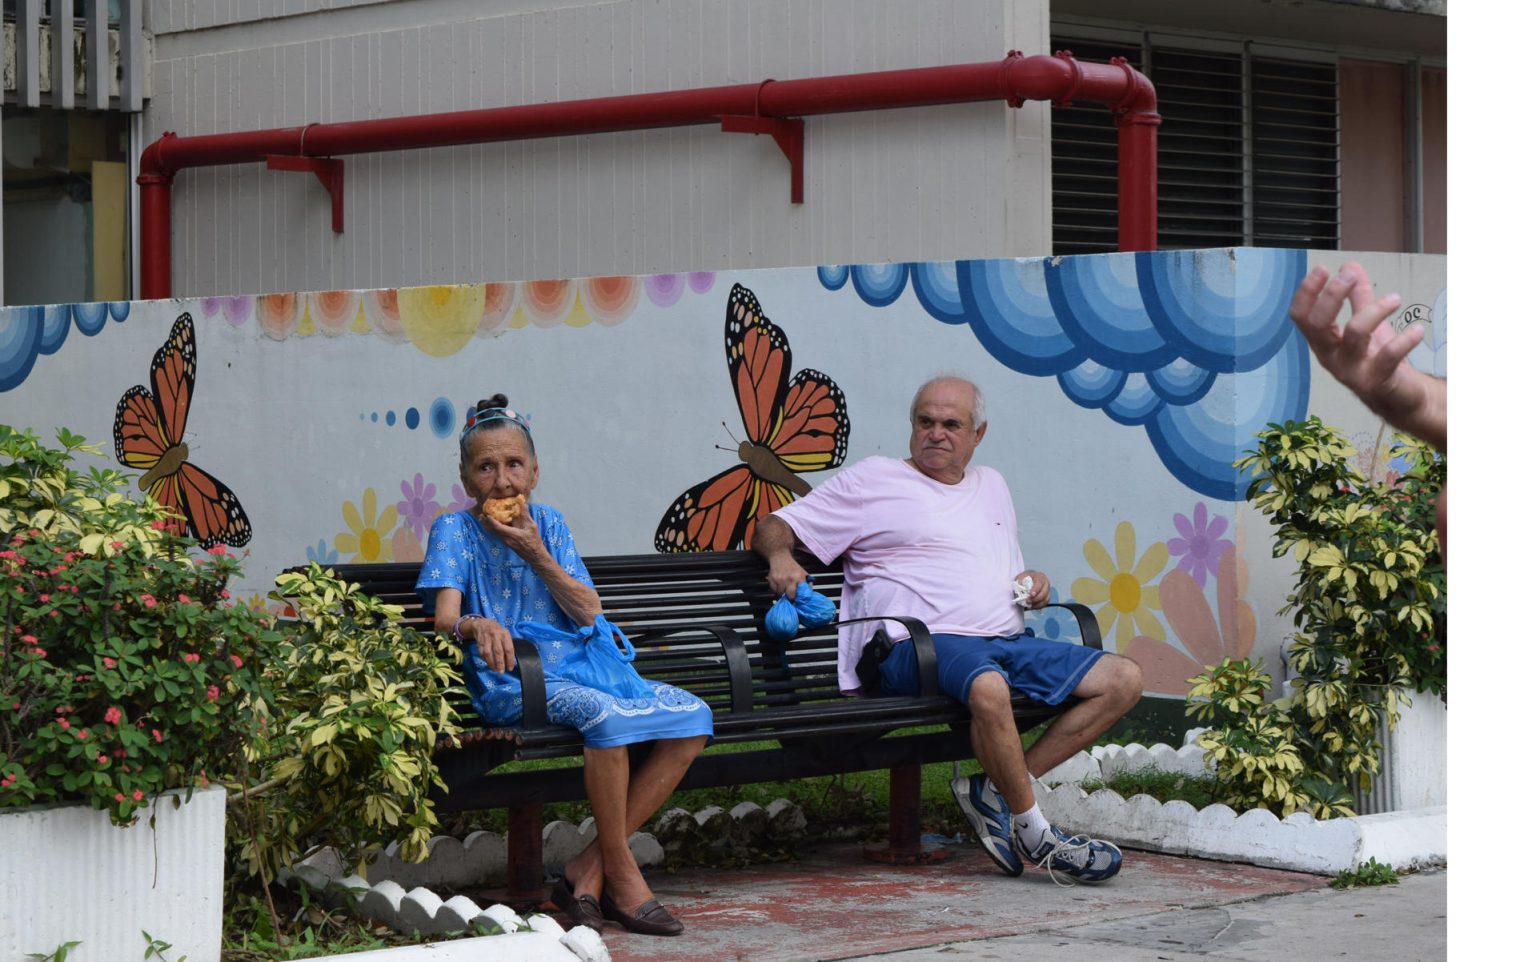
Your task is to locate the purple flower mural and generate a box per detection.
[445,483,477,515]
[397,473,442,539]
[1167,502,1233,588]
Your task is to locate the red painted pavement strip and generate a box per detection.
[597,844,1328,962]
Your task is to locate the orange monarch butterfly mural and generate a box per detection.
[112,313,253,549]
[654,283,850,552]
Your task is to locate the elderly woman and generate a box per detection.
[416,394,711,936]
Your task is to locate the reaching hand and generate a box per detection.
[1288,262,1445,450]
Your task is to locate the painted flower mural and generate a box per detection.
[1167,503,1233,588]
[1071,521,1169,650]
[334,488,398,563]
[397,473,442,540]
[1125,546,1255,695]
[391,526,425,564]
[306,539,340,565]
[444,483,477,515]
[1030,587,1082,645]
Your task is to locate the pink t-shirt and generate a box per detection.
[774,456,1026,692]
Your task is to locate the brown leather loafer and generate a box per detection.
[550,876,606,931]
[599,891,685,936]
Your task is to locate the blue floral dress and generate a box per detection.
[415,507,712,748]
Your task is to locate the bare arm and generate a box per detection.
[1289,262,1446,450]
[433,586,519,674]
[753,515,809,599]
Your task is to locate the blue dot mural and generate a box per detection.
[818,248,1311,500]
[429,397,456,438]
[358,397,457,437]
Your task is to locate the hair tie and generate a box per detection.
[461,406,533,441]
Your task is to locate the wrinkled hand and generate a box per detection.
[481,506,545,563]
[467,617,516,674]
[767,557,809,601]
[1013,570,1050,608]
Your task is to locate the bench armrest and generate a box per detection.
[628,624,752,714]
[511,635,549,729]
[1030,602,1103,651]
[825,615,941,697]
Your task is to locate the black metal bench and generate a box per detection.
[318,550,1102,903]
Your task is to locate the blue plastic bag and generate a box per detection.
[515,614,652,700]
[764,595,801,641]
[792,581,837,628]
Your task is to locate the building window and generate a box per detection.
[1052,36,1339,254]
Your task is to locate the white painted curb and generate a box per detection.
[1035,739,1448,875]
[291,928,609,962]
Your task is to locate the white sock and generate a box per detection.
[1013,804,1051,850]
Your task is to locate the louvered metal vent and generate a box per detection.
[1251,57,1339,248]
[1052,35,1338,253]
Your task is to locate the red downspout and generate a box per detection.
[137,51,1158,299]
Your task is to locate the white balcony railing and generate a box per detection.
[3,0,143,111]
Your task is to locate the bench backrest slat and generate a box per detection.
[314,550,846,728]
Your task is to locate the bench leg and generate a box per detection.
[474,802,548,909]
[862,761,950,865]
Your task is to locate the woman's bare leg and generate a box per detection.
[563,735,707,911]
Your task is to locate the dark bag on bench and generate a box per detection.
[855,628,895,694]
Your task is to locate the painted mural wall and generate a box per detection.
[0,248,1445,698]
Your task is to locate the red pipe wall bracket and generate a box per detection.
[265,155,345,233]
[720,115,806,203]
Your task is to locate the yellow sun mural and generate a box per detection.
[335,488,399,562]
[396,284,485,357]
[1071,521,1170,651]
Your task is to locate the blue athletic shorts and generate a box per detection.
[878,632,1105,705]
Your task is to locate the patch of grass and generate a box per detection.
[1330,857,1400,889]
[222,886,418,961]
[1078,765,1223,809]
[461,727,1050,841]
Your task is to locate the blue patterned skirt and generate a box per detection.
[460,643,713,747]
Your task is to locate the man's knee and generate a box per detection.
[1103,654,1143,706]
[967,670,1013,719]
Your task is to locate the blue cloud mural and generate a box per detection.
[818,249,1310,500]
[0,301,132,393]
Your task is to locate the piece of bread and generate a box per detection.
[483,494,527,524]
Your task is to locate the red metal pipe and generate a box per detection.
[137,51,1158,298]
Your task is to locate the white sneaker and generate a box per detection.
[1013,823,1123,885]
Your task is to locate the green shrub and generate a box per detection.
[0,426,279,823]
[228,563,465,885]
[1186,418,1445,819]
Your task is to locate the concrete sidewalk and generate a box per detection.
[592,842,1446,962]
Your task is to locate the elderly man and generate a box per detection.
[752,376,1143,883]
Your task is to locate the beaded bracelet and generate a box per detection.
[453,614,481,641]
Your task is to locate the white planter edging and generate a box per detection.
[1038,784,1446,875]
[281,868,609,962]
[294,928,607,962]
[0,786,226,962]
[1034,737,1448,875]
